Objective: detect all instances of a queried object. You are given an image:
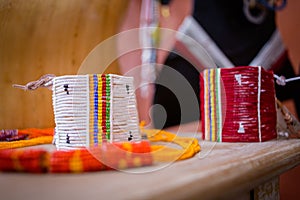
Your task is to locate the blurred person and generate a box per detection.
[118,0,300,129]
[152,0,300,129]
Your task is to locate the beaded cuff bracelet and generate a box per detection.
[52,74,140,149]
[200,66,277,142]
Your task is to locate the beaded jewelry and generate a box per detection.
[0,127,200,173]
[2,73,201,173]
[0,128,54,150]
[276,99,300,139]
[52,74,140,149]
[201,66,277,142]
[16,74,141,149]
[0,129,28,142]
[243,0,287,24]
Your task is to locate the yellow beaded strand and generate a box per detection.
[0,136,53,150]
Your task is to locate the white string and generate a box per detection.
[285,76,300,83]
[257,66,262,142]
[274,74,300,86]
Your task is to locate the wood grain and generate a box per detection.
[0,136,300,200]
[0,0,128,129]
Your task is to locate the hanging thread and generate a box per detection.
[274,74,300,86]
[12,74,56,90]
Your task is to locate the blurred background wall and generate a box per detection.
[0,0,128,129]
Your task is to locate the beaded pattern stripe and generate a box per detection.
[89,74,111,146]
[53,74,140,150]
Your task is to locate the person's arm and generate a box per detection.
[117,0,192,127]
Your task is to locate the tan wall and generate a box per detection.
[277,0,300,75]
[0,0,128,129]
[275,0,300,119]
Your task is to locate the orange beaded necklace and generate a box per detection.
[0,126,200,173]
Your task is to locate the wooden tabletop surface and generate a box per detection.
[1,136,300,200]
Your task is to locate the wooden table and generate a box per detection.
[1,135,300,200]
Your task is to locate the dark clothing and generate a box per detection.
[153,0,300,129]
[193,0,276,66]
